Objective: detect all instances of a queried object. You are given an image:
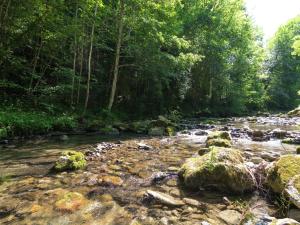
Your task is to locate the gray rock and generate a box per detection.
[217,210,242,225]
[288,209,300,222]
[137,143,153,150]
[285,175,300,209]
[145,190,184,207]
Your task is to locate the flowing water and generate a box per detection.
[0,116,299,225]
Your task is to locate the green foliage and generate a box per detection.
[266,16,300,109]
[0,107,77,138]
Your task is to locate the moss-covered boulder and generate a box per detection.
[266,155,300,208]
[207,131,231,141]
[53,151,87,172]
[266,155,300,193]
[206,138,232,148]
[206,131,232,148]
[179,147,255,193]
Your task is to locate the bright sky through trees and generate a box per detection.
[246,0,300,40]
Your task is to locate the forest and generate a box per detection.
[1,1,300,225]
[0,0,300,138]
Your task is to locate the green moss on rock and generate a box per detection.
[179,147,255,193]
[267,155,300,193]
[206,138,232,148]
[53,151,87,172]
[207,131,231,141]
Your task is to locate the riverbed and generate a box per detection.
[0,116,299,224]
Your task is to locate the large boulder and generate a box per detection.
[266,155,300,208]
[179,147,256,193]
[53,151,87,172]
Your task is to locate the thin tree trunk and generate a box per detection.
[208,77,213,100]
[76,43,84,104]
[71,4,78,106]
[107,0,124,111]
[29,40,42,92]
[83,4,97,115]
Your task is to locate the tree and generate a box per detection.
[266,16,300,109]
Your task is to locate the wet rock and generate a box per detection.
[217,209,242,225]
[251,157,264,164]
[179,147,256,193]
[297,147,300,154]
[246,215,300,225]
[194,131,208,136]
[198,148,210,156]
[285,175,300,208]
[182,198,205,208]
[137,143,153,150]
[54,191,87,213]
[261,152,280,162]
[272,129,287,139]
[144,190,184,207]
[53,150,86,172]
[282,138,300,145]
[288,208,300,222]
[100,175,123,186]
[250,130,270,141]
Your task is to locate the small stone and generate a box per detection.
[100,175,123,186]
[183,198,202,207]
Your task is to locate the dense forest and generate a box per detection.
[0,0,299,138]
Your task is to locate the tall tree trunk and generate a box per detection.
[83,4,97,115]
[107,0,124,111]
[71,4,78,106]
[76,43,84,104]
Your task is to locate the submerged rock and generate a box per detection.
[179,147,256,193]
[53,151,87,172]
[54,191,86,213]
[144,190,184,207]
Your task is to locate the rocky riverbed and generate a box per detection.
[0,116,299,225]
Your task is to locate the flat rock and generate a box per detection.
[145,190,184,207]
[217,209,242,225]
